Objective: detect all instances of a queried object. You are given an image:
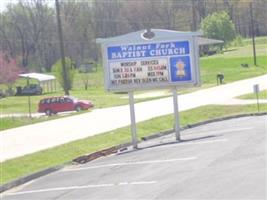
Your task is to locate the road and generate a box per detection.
[0,74,267,161]
[2,116,266,199]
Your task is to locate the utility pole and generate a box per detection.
[27,77,32,119]
[214,0,218,12]
[191,0,197,31]
[249,2,257,66]
[171,0,178,30]
[55,0,69,95]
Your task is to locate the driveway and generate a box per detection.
[0,74,267,162]
[2,116,266,199]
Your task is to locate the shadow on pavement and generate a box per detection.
[117,134,223,156]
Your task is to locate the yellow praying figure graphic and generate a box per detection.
[176,59,186,77]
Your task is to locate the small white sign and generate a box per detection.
[253,84,259,93]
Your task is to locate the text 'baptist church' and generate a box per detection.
[108,41,189,60]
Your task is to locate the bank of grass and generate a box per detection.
[213,36,267,58]
[1,104,267,185]
[238,89,267,100]
[0,114,75,131]
[242,36,267,46]
[0,117,43,131]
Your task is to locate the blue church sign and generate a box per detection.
[97,29,200,91]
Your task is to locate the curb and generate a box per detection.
[72,143,132,164]
[0,165,65,193]
[141,112,267,141]
[1,112,266,193]
[0,143,131,194]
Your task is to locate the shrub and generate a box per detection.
[201,11,236,47]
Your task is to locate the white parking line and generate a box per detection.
[118,181,156,186]
[179,138,228,146]
[130,181,156,185]
[64,157,197,172]
[142,138,228,151]
[6,181,157,196]
[188,127,253,136]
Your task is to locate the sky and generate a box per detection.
[0,0,54,12]
[0,0,19,12]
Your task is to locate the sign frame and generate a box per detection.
[100,34,201,92]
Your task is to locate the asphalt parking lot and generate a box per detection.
[2,115,266,200]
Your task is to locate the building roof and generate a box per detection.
[197,37,224,46]
[96,29,202,44]
[96,29,223,46]
[19,73,56,82]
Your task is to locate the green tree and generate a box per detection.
[201,11,236,47]
[52,57,75,93]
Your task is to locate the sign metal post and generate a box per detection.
[253,84,260,112]
[27,76,32,119]
[172,87,180,141]
[128,91,138,148]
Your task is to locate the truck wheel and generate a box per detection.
[45,109,52,116]
[75,106,82,112]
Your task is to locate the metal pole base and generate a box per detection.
[128,91,138,149]
[172,88,181,141]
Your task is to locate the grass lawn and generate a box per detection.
[1,36,267,114]
[0,117,44,131]
[217,36,267,58]
[242,36,267,47]
[238,90,267,99]
[200,55,267,87]
[1,55,266,114]
[0,115,71,131]
[1,104,267,185]
[213,43,267,58]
